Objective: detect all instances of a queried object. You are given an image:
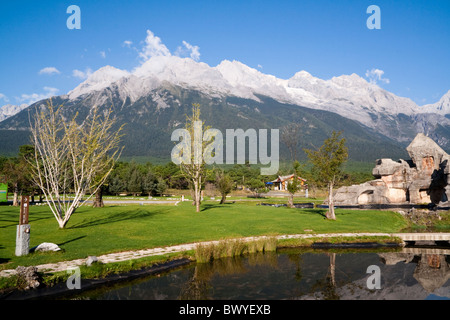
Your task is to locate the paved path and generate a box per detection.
[0,232,400,278]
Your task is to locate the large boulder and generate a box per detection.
[406,133,449,173]
[333,133,450,206]
[372,158,410,178]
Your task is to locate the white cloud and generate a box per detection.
[17,87,59,105]
[100,51,106,58]
[39,67,61,75]
[72,67,93,79]
[365,68,390,85]
[257,64,263,69]
[139,30,171,61]
[123,40,133,48]
[0,93,9,103]
[175,41,200,61]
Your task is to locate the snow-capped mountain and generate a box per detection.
[0,104,28,122]
[1,55,449,160]
[66,55,446,131]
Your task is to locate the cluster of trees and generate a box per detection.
[0,101,371,228]
[104,161,275,199]
[0,145,37,206]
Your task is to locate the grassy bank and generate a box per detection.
[0,201,409,270]
[0,235,402,293]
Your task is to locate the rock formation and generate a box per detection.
[333,133,450,206]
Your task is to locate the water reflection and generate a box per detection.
[72,247,450,300]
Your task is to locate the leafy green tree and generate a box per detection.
[246,178,267,198]
[107,174,127,196]
[142,171,157,198]
[304,131,348,220]
[127,163,143,196]
[155,178,168,197]
[215,170,234,204]
[0,145,35,206]
[286,174,301,208]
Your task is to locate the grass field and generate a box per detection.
[0,199,410,270]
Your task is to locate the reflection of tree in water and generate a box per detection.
[178,252,279,300]
[309,253,340,300]
[286,252,303,282]
[178,265,212,300]
[308,253,365,300]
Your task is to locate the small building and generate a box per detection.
[268,174,307,191]
[0,183,7,202]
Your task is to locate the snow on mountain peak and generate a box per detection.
[69,65,130,99]
[133,55,228,91]
[291,70,314,79]
[330,73,369,88]
[421,89,450,114]
[215,59,289,101]
[0,103,28,122]
[62,57,449,129]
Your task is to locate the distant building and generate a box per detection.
[267,174,307,191]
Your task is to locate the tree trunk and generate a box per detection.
[329,253,336,287]
[93,187,104,208]
[288,193,294,208]
[193,179,201,212]
[220,193,226,204]
[326,183,336,220]
[58,206,76,229]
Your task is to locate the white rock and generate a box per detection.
[34,242,61,252]
[86,255,99,266]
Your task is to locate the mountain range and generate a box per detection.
[1,55,449,165]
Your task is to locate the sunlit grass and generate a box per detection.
[0,201,408,270]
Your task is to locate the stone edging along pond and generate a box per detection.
[0,232,406,299]
[1,233,403,278]
[0,232,417,300]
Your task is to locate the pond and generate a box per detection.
[66,246,450,300]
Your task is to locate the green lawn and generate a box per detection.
[0,201,408,269]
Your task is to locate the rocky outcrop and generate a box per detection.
[333,133,450,206]
[14,266,40,290]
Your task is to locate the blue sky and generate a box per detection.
[0,0,449,106]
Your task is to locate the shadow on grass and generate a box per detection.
[57,236,87,247]
[0,245,9,264]
[0,210,53,229]
[67,208,166,229]
[200,203,235,212]
[296,208,327,218]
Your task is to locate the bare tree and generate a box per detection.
[175,103,208,213]
[29,101,123,228]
